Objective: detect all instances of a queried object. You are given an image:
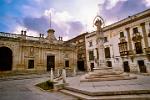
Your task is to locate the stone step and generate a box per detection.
[64,86,150,96]
[60,89,150,100]
[80,76,136,82]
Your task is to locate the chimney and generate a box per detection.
[24,31,27,36]
[21,30,24,35]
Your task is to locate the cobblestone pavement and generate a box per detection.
[0,74,77,100]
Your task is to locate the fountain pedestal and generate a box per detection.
[80,16,136,82]
[80,67,136,82]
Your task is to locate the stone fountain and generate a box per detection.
[80,16,136,82]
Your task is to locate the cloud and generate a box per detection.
[4,0,12,4]
[143,0,150,7]
[100,0,148,25]
[21,9,84,40]
[23,16,49,34]
[68,21,84,35]
[1,0,149,41]
[13,25,39,37]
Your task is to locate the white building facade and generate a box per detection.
[85,9,150,73]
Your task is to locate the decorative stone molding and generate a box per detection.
[119,36,127,43]
[145,47,150,54]
[132,33,143,42]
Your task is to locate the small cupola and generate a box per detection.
[46,28,57,41]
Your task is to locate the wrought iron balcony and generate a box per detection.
[120,51,128,56]
[145,47,150,54]
[0,32,21,38]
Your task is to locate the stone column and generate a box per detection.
[95,19,106,69]
[140,22,149,48]
[126,27,133,51]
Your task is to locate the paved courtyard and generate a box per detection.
[66,74,150,92]
[0,73,150,100]
[0,74,77,100]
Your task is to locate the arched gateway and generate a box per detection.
[0,47,12,71]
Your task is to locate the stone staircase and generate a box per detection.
[60,86,150,100]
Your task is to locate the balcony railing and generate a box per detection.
[0,32,21,38]
[0,32,40,41]
[145,47,150,54]
[26,36,40,41]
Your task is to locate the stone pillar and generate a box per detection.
[62,69,67,83]
[73,65,76,76]
[140,22,149,48]
[95,19,106,68]
[126,27,133,51]
[50,68,54,81]
[57,69,60,77]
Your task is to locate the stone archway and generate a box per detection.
[0,47,12,71]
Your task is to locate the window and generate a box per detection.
[120,32,124,37]
[105,47,111,58]
[118,42,128,56]
[96,48,99,59]
[106,61,112,67]
[104,37,108,42]
[135,42,143,54]
[89,51,94,60]
[28,60,34,69]
[133,27,139,34]
[89,41,93,47]
[65,60,69,67]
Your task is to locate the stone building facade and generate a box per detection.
[66,32,88,71]
[85,9,150,73]
[0,28,77,74]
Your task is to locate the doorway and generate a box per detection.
[77,61,85,71]
[123,61,130,72]
[90,63,94,71]
[107,61,112,67]
[0,47,12,71]
[138,60,147,73]
[47,55,55,71]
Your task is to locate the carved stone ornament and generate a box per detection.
[120,37,126,43]
[132,34,142,42]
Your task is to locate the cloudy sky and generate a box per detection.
[0,0,150,40]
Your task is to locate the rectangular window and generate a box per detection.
[118,42,128,56]
[104,37,108,42]
[133,27,139,34]
[120,32,124,37]
[96,48,99,60]
[65,60,69,67]
[89,51,94,60]
[105,47,111,58]
[28,60,34,69]
[135,42,143,54]
[89,41,93,47]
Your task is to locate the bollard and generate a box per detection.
[50,68,54,81]
[73,66,76,76]
[62,68,67,83]
[57,69,60,77]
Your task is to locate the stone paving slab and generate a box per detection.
[63,74,150,96]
